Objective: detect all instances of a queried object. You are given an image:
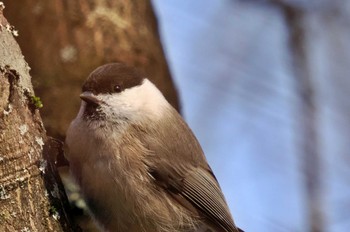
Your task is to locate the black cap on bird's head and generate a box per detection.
[82,63,145,95]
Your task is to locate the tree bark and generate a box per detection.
[3,0,180,138]
[0,7,77,232]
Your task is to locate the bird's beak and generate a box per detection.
[80,92,101,105]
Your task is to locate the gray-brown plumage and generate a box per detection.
[65,63,243,232]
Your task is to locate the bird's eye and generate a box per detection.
[114,85,122,93]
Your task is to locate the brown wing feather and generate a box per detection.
[148,166,240,232]
[181,168,239,232]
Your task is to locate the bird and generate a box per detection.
[65,63,243,232]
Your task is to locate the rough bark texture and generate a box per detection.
[0,7,77,232]
[3,0,179,138]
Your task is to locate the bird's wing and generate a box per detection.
[148,164,240,232]
[181,168,239,232]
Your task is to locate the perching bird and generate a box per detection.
[65,63,243,232]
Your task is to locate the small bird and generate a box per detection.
[65,63,243,232]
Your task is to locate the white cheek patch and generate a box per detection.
[100,79,169,120]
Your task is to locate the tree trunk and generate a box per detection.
[0,8,77,232]
[3,0,179,138]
